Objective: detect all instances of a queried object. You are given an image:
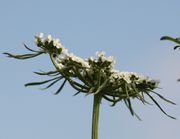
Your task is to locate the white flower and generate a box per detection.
[37,33,65,50]
[68,53,90,68]
[39,32,44,38]
[107,56,114,62]
[53,39,59,45]
[106,56,115,64]
[61,48,68,55]
[35,38,38,44]
[72,55,83,63]
[110,71,159,91]
[89,56,94,61]
[35,32,44,38]
[96,51,105,57]
[58,63,64,69]
[35,33,44,44]
[47,35,53,43]
[111,69,119,73]
[53,39,62,49]
[94,51,115,65]
[56,44,61,49]
[118,72,132,83]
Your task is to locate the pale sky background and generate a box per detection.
[0,0,180,139]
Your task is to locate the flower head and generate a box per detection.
[4,33,176,120]
[34,33,64,55]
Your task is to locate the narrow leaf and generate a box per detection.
[54,79,67,95]
[160,36,180,44]
[146,93,176,119]
[34,70,59,76]
[42,77,63,90]
[25,77,60,87]
[124,99,141,121]
[68,79,88,93]
[73,67,92,87]
[174,45,180,50]
[150,91,176,105]
[23,44,40,52]
[4,52,43,60]
[73,91,81,96]
[127,98,134,116]
[103,95,115,103]
[69,78,89,90]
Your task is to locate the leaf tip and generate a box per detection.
[160,36,167,40]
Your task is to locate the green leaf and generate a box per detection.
[124,99,142,121]
[34,70,59,76]
[127,98,134,116]
[67,78,89,93]
[4,52,43,60]
[25,77,60,87]
[42,77,64,90]
[70,78,89,90]
[54,79,67,95]
[160,36,180,44]
[23,44,40,52]
[150,91,176,105]
[73,91,81,96]
[103,95,121,106]
[137,93,151,105]
[174,45,180,50]
[146,93,176,119]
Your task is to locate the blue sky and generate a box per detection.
[1,0,180,139]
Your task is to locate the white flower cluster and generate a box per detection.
[68,53,90,68]
[35,33,63,49]
[110,71,159,87]
[35,33,90,70]
[95,51,115,64]
[56,51,90,70]
[34,33,159,91]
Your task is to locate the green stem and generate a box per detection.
[50,54,102,139]
[92,94,102,139]
[49,54,61,71]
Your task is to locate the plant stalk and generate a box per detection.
[91,94,101,139]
